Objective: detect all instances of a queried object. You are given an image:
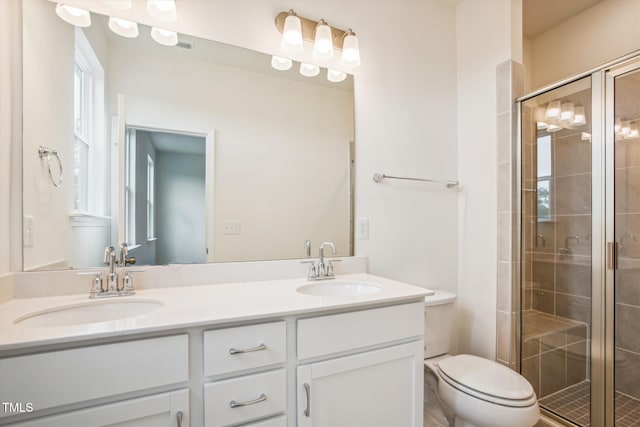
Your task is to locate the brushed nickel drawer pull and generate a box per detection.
[230,393,267,408]
[176,410,183,427]
[304,383,311,417]
[229,343,267,354]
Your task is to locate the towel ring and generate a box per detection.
[38,146,63,187]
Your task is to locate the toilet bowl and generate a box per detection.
[424,291,539,427]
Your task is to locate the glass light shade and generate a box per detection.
[101,0,132,10]
[620,121,631,136]
[581,132,591,141]
[108,17,139,38]
[545,100,561,119]
[615,117,622,133]
[147,0,177,22]
[546,124,562,132]
[281,14,303,54]
[536,121,548,130]
[150,27,178,46]
[271,56,293,71]
[340,33,361,68]
[300,63,320,77]
[327,69,347,83]
[572,105,586,126]
[55,4,91,27]
[313,21,334,60]
[625,124,639,139]
[560,102,574,122]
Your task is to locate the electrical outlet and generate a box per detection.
[223,222,241,235]
[24,216,34,247]
[356,218,369,240]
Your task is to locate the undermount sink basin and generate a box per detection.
[297,280,382,297]
[14,299,164,328]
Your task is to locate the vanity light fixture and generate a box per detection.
[581,132,592,141]
[300,63,320,77]
[620,121,631,137]
[327,69,347,83]
[101,0,132,10]
[55,3,91,27]
[313,19,334,60]
[280,10,304,54]
[150,27,178,46]
[572,105,586,126]
[147,0,177,22]
[536,121,548,130]
[560,102,574,122]
[546,123,562,132]
[626,123,639,139]
[340,29,361,68]
[108,17,139,38]
[271,56,293,71]
[544,100,561,119]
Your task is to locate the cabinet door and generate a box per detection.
[297,341,423,427]
[12,389,188,427]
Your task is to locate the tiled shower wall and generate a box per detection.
[496,59,524,368]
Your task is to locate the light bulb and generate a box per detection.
[537,121,548,130]
[572,105,586,126]
[546,124,562,132]
[150,27,178,46]
[340,30,361,68]
[147,0,177,22]
[327,69,347,83]
[300,63,320,77]
[625,123,639,139]
[581,132,591,141]
[313,20,334,60]
[108,17,139,38]
[271,56,293,71]
[615,117,622,134]
[55,4,91,27]
[621,121,631,136]
[545,100,561,119]
[281,10,303,54]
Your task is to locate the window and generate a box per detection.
[73,28,105,214]
[536,134,552,221]
[124,129,136,246]
[147,154,155,240]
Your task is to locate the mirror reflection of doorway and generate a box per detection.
[124,127,207,265]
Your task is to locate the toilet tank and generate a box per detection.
[424,290,457,358]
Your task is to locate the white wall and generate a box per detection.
[528,0,640,89]
[21,0,74,271]
[456,0,521,359]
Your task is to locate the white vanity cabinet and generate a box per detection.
[0,335,190,426]
[295,303,425,427]
[203,322,287,427]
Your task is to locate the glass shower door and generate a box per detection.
[612,65,640,425]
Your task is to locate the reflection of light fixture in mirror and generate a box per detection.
[546,124,561,132]
[625,123,639,139]
[108,17,139,38]
[340,29,361,68]
[147,0,177,22]
[581,132,591,141]
[280,10,303,54]
[101,0,132,10]
[560,102,574,122]
[620,121,631,137]
[545,100,561,119]
[537,121,548,130]
[572,105,586,126]
[300,63,320,77]
[271,56,293,71]
[615,117,622,133]
[55,4,91,27]
[327,69,347,83]
[313,19,334,60]
[150,27,178,46]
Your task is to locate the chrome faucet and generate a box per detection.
[104,246,118,293]
[559,235,581,254]
[303,241,339,281]
[83,245,140,298]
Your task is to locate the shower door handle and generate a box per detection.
[607,242,619,270]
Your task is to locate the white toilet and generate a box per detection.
[423,291,539,427]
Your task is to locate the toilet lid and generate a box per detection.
[438,354,536,406]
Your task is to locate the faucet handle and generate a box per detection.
[121,269,145,295]
[326,259,341,277]
[78,271,104,297]
[301,260,317,279]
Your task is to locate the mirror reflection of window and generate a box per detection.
[125,128,136,246]
[536,134,552,221]
[147,154,155,241]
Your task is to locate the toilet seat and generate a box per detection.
[437,354,537,408]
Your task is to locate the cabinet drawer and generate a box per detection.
[204,369,286,427]
[240,414,287,427]
[297,302,423,359]
[204,322,286,376]
[0,335,188,417]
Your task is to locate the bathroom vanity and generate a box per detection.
[0,273,428,426]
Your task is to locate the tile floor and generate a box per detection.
[539,380,640,426]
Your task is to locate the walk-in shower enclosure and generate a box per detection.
[518,52,640,426]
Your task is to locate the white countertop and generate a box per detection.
[0,273,431,353]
